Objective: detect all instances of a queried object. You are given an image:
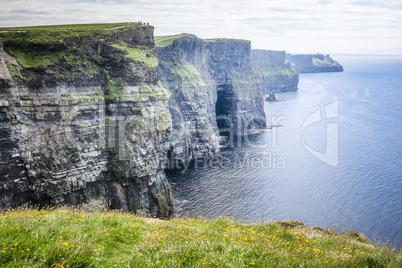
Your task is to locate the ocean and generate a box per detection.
[166,55,402,250]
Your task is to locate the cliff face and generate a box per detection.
[286,53,343,73]
[204,39,266,134]
[251,49,299,93]
[0,24,174,217]
[156,35,266,163]
[156,36,219,162]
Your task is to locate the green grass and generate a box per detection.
[111,42,158,69]
[156,111,172,131]
[0,23,143,46]
[102,73,122,100]
[4,48,78,71]
[0,23,135,31]
[258,64,298,78]
[4,47,47,69]
[0,22,153,86]
[203,38,250,43]
[4,46,100,81]
[155,34,250,48]
[18,96,37,101]
[163,58,206,89]
[155,33,197,47]
[138,84,169,100]
[0,207,400,267]
[5,61,22,78]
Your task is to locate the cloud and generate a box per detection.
[11,9,48,15]
[0,0,401,54]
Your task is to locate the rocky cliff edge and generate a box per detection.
[0,23,174,217]
[156,34,267,164]
[286,53,343,73]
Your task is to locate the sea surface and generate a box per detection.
[166,55,402,250]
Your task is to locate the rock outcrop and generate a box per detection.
[265,92,277,102]
[0,24,174,217]
[251,49,299,93]
[286,53,343,73]
[156,35,266,163]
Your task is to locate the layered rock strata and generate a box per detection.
[251,49,299,93]
[156,35,266,163]
[0,24,174,217]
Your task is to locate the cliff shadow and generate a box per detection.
[215,84,238,135]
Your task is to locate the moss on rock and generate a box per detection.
[112,41,158,69]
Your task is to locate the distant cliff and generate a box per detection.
[286,53,343,73]
[251,49,298,93]
[0,23,174,217]
[156,34,266,163]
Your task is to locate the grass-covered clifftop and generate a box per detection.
[286,53,344,73]
[155,33,197,47]
[0,22,158,95]
[0,23,132,31]
[1,207,400,267]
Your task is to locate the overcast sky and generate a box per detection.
[1,0,402,55]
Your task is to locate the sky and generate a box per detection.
[1,0,402,55]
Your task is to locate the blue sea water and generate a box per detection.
[167,56,402,250]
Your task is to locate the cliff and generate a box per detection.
[156,34,266,163]
[0,23,174,217]
[286,53,343,73]
[251,49,299,93]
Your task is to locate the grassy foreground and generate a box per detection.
[0,207,400,267]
